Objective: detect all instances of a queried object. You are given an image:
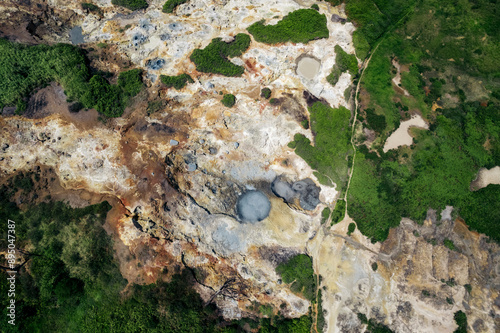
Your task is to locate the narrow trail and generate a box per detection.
[343,43,380,213]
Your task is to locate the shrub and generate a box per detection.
[190,34,251,76]
[347,222,356,235]
[311,4,320,11]
[160,73,194,90]
[111,0,148,11]
[275,254,316,301]
[162,0,187,13]
[371,262,378,271]
[260,87,271,99]
[221,94,236,107]
[247,9,329,44]
[453,311,467,333]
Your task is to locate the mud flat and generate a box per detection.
[296,56,321,80]
[383,115,428,152]
[470,166,500,190]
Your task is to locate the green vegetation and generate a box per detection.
[190,34,251,77]
[81,2,101,13]
[258,304,274,317]
[345,0,500,243]
[247,9,329,44]
[275,254,316,301]
[453,311,467,333]
[221,94,236,108]
[288,102,352,187]
[444,239,455,251]
[311,4,320,11]
[327,45,358,86]
[321,207,331,224]
[261,87,272,99]
[269,98,280,105]
[111,0,148,11]
[160,74,194,90]
[162,0,187,13]
[347,222,356,236]
[0,39,143,117]
[330,199,345,224]
[371,262,378,271]
[300,119,309,129]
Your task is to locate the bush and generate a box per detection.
[221,94,236,108]
[260,87,271,99]
[190,34,251,76]
[118,68,143,97]
[275,254,316,301]
[160,74,194,90]
[247,9,329,44]
[111,0,148,11]
[453,311,467,333]
[162,0,187,13]
[311,4,320,11]
[347,222,356,235]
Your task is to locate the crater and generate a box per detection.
[236,190,271,223]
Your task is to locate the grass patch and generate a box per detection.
[288,102,352,188]
[162,0,188,13]
[275,254,316,301]
[221,94,236,108]
[247,9,329,44]
[190,34,250,77]
[160,74,194,90]
[316,289,325,332]
[111,0,148,10]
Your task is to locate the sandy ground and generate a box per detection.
[297,56,321,80]
[392,59,410,96]
[383,114,428,152]
[470,166,500,190]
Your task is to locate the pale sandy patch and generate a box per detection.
[470,166,500,190]
[383,115,428,152]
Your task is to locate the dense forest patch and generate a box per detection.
[247,9,329,44]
